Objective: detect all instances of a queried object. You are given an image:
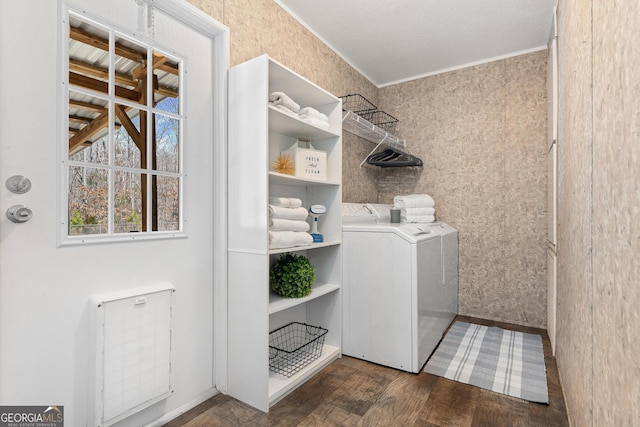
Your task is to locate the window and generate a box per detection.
[64,13,183,241]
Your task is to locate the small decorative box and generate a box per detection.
[282,139,327,181]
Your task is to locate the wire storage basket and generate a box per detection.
[269,322,328,377]
[339,93,377,113]
[359,110,399,134]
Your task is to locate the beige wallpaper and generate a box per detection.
[378,53,548,328]
[555,1,594,425]
[555,0,640,424]
[592,0,640,421]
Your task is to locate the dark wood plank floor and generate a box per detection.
[164,316,569,426]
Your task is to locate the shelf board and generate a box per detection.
[269,282,340,315]
[269,106,340,139]
[342,110,406,149]
[269,57,339,107]
[268,171,340,186]
[268,240,340,255]
[268,344,340,406]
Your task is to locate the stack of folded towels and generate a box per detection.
[269,92,330,128]
[268,197,313,249]
[393,194,436,223]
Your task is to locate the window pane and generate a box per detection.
[68,17,110,92]
[113,33,148,106]
[68,92,111,167]
[154,114,179,173]
[114,171,142,233]
[153,52,180,114]
[114,103,142,168]
[68,136,110,166]
[68,166,109,235]
[156,176,180,231]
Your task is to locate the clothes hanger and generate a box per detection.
[366,147,423,168]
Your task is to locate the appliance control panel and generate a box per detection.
[342,203,393,223]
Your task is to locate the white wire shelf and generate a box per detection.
[342,110,406,150]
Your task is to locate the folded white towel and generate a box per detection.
[300,117,330,129]
[269,197,303,208]
[269,218,310,232]
[394,194,435,208]
[270,103,299,117]
[298,106,329,122]
[269,92,300,113]
[402,207,435,216]
[268,205,309,220]
[405,215,435,223]
[268,231,313,249]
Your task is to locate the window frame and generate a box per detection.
[59,8,187,246]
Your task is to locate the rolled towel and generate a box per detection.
[269,92,300,113]
[269,197,303,208]
[269,218,310,232]
[298,106,329,122]
[268,205,309,220]
[402,207,435,216]
[405,215,435,224]
[394,194,435,208]
[268,231,313,249]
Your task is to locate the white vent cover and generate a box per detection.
[89,283,175,427]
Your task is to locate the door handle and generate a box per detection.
[6,205,33,223]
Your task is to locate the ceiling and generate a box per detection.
[274,0,557,87]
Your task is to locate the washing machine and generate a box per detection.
[341,203,458,373]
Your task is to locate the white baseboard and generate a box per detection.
[144,388,219,427]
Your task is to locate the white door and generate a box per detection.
[0,1,226,425]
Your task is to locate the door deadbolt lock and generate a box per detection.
[6,205,33,223]
[6,175,32,194]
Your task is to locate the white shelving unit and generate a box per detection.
[227,54,342,412]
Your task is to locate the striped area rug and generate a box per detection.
[424,321,549,403]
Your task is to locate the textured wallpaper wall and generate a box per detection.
[555,1,593,425]
[556,0,640,425]
[378,53,548,328]
[591,0,640,422]
[188,0,548,328]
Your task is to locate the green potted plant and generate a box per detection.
[270,253,316,298]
